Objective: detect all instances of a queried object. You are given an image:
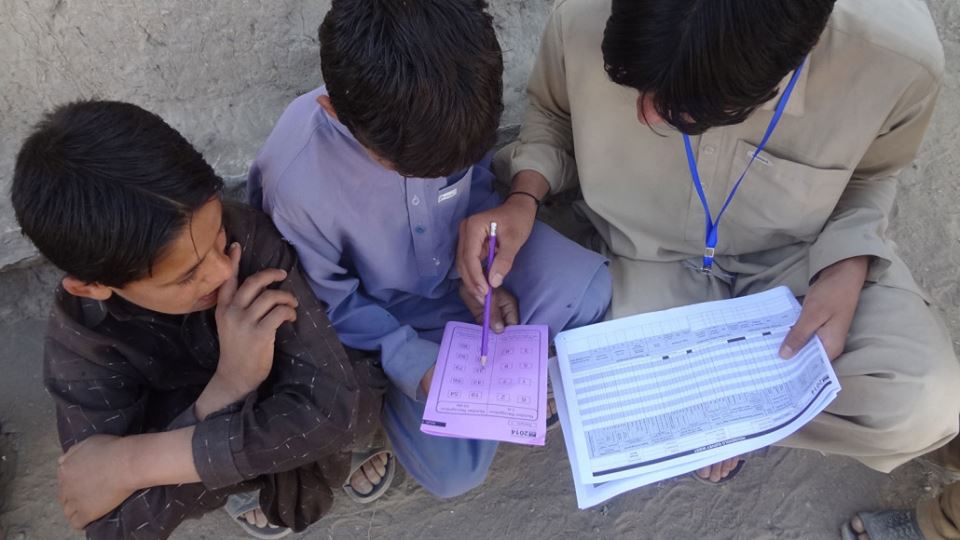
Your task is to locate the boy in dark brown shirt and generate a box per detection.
[10,101,393,539]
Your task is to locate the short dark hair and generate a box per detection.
[11,100,223,286]
[318,0,504,178]
[602,0,837,135]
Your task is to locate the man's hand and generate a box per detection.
[58,435,135,530]
[456,170,550,298]
[459,284,520,333]
[780,256,870,360]
[207,243,298,407]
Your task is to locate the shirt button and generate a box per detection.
[411,196,421,206]
[415,226,426,234]
[702,145,716,155]
[433,257,441,266]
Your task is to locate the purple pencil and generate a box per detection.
[480,222,497,366]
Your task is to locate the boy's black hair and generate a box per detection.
[318,0,504,178]
[602,0,837,135]
[11,100,224,287]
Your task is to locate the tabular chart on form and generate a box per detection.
[576,328,829,461]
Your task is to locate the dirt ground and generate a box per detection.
[1,1,959,539]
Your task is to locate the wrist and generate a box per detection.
[504,191,540,214]
[214,369,258,397]
[118,428,201,489]
[824,255,870,277]
[196,371,254,420]
[511,170,551,200]
[116,436,148,492]
[812,256,870,289]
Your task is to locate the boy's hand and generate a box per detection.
[459,284,520,333]
[213,243,299,398]
[58,435,134,529]
[457,171,548,298]
[780,256,870,361]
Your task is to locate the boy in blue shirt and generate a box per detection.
[249,0,611,498]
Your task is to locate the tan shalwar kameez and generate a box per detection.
[497,0,960,473]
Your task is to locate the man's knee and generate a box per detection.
[860,347,960,459]
[898,357,960,448]
[843,287,960,457]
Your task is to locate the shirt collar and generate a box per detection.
[64,287,189,327]
[101,294,182,325]
[54,274,190,328]
[759,58,809,117]
[316,85,362,141]
[59,291,150,327]
[76,294,109,326]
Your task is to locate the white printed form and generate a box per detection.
[554,287,840,487]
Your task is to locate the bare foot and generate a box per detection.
[349,452,389,495]
[849,515,870,540]
[241,508,281,529]
[695,455,743,483]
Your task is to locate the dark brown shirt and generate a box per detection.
[44,203,386,539]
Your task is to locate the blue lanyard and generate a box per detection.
[683,59,806,271]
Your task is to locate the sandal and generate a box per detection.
[223,491,291,539]
[342,448,396,504]
[841,510,924,540]
[690,458,746,486]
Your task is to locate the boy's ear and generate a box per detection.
[62,276,113,301]
[316,95,338,120]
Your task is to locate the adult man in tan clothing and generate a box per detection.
[456,0,960,495]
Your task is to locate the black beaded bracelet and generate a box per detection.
[506,190,542,209]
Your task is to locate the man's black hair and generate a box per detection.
[602,0,837,135]
[319,0,504,178]
[11,100,224,287]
